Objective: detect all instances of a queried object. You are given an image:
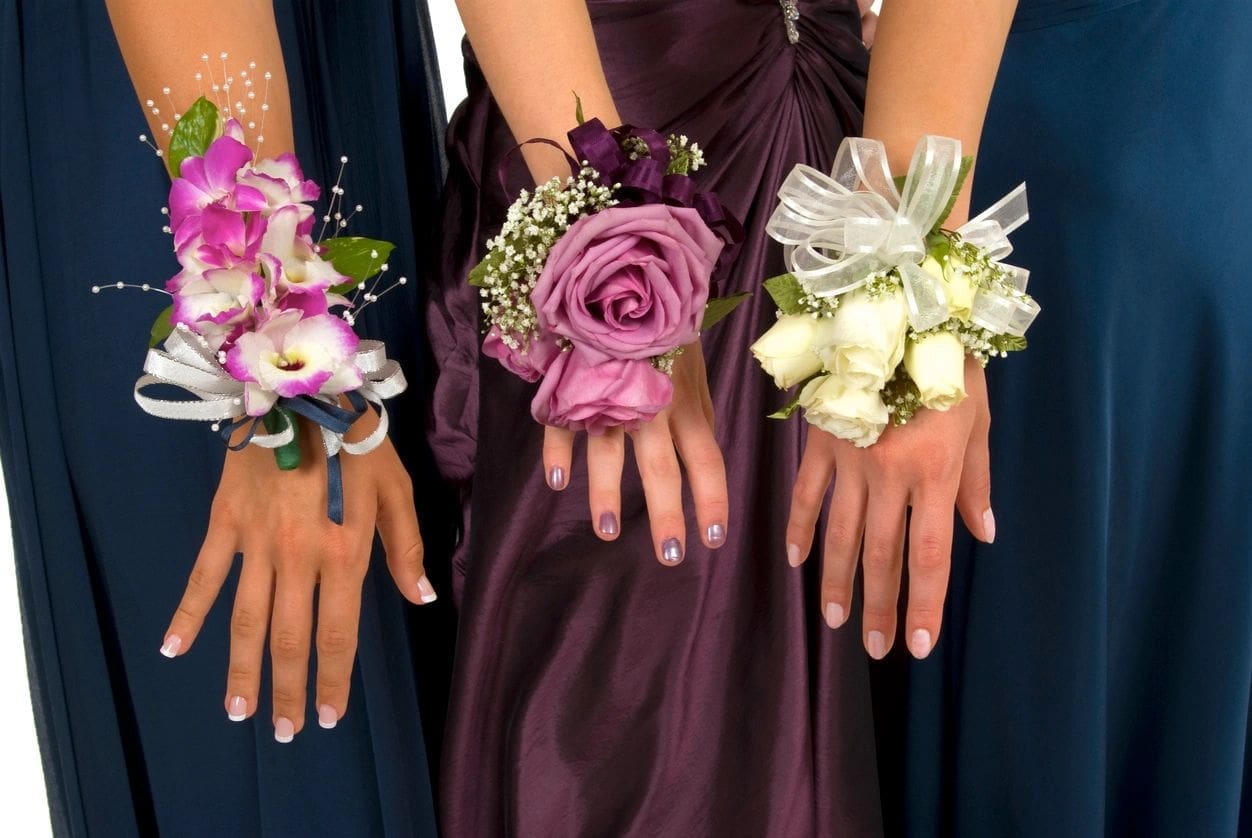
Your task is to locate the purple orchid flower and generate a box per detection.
[168,133,267,252]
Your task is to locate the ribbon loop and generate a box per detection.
[134,328,407,523]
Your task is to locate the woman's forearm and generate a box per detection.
[863,0,1018,224]
[455,0,620,183]
[105,0,294,160]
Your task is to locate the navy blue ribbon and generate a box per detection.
[218,392,368,525]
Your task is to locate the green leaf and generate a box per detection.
[148,304,174,348]
[322,237,395,295]
[167,96,220,178]
[467,250,503,288]
[574,93,585,126]
[892,173,908,194]
[933,155,975,232]
[763,273,807,316]
[262,407,302,470]
[989,333,1028,354]
[701,292,751,331]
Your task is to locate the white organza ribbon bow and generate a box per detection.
[134,326,407,458]
[767,135,1037,336]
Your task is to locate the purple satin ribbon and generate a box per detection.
[568,118,744,246]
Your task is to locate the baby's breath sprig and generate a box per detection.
[474,165,617,348]
[882,366,924,426]
[651,346,685,375]
[666,134,705,175]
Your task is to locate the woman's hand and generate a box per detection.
[786,356,994,659]
[541,343,729,565]
[157,410,434,742]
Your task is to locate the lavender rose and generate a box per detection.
[531,205,723,364]
[531,348,674,435]
[482,326,561,383]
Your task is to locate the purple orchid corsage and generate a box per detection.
[470,116,747,434]
[114,93,408,523]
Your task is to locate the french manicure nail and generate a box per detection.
[318,704,339,730]
[416,574,438,604]
[786,543,802,567]
[824,602,845,629]
[982,508,996,543]
[706,523,726,547]
[547,466,566,490]
[910,629,933,659]
[159,634,182,658]
[274,717,295,744]
[227,696,247,722]
[598,512,619,536]
[867,630,887,660]
[661,537,684,564]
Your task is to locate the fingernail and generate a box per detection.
[866,630,887,660]
[824,602,845,629]
[416,574,438,604]
[982,508,996,543]
[547,466,566,490]
[227,696,247,722]
[910,629,933,659]
[159,634,182,658]
[598,511,619,536]
[786,543,802,567]
[706,523,726,547]
[661,537,684,564]
[318,704,339,730]
[274,717,295,744]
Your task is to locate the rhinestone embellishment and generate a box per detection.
[779,0,800,44]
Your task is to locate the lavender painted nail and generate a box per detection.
[661,538,683,564]
[548,466,566,490]
[706,523,726,547]
[598,512,619,536]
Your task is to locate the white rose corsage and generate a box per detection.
[752,135,1039,447]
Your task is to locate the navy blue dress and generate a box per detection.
[0,2,453,834]
[874,1,1252,834]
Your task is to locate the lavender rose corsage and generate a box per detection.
[470,116,747,434]
[110,85,408,523]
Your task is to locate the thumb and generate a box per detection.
[956,419,995,544]
[377,480,436,605]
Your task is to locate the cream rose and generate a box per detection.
[816,287,908,391]
[921,252,977,320]
[904,330,967,410]
[798,375,890,448]
[751,313,837,389]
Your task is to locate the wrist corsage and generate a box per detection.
[470,114,746,434]
[752,135,1039,447]
[106,81,407,523]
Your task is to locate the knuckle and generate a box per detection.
[270,630,305,659]
[912,534,950,574]
[792,477,827,513]
[318,675,348,696]
[963,469,992,499]
[920,451,960,483]
[862,541,898,574]
[174,602,203,624]
[862,605,897,623]
[820,580,850,605]
[317,627,357,659]
[231,607,264,637]
[227,664,255,684]
[908,605,944,627]
[824,519,859,552]
[271,687,303,709]
[186,565,215,595]
[641,449,679,480]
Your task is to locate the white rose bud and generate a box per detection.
[817,287,908,391]
[751,313,837,389]
[798,374,889,448]
[904,330,968,411]
[921,252,976,320]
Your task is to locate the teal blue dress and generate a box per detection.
[873,1,1252,834]
[0,1,454,834]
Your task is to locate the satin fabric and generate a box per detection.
[427,2,877,834]
[0,2,451,834]
[873,1,1252,835]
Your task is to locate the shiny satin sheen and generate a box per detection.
[427,1,874,834]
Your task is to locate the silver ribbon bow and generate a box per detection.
[767,135,1038,336]
[134,326,408,458]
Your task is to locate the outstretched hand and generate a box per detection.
[786,356,994,659]
[158,409,433,742]
[541,343,729,565]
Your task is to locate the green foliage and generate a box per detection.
[467,250,504,288]
[701,292,751,331]
[767,372,821,420]
[322,237,395,294]
[574,93,585,126]
[148,304,174,348]
[167,96,220,178]
[933,155,975,232]
[263,406,302,470]
[763,273,807,316]
[989,333,1028,354]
